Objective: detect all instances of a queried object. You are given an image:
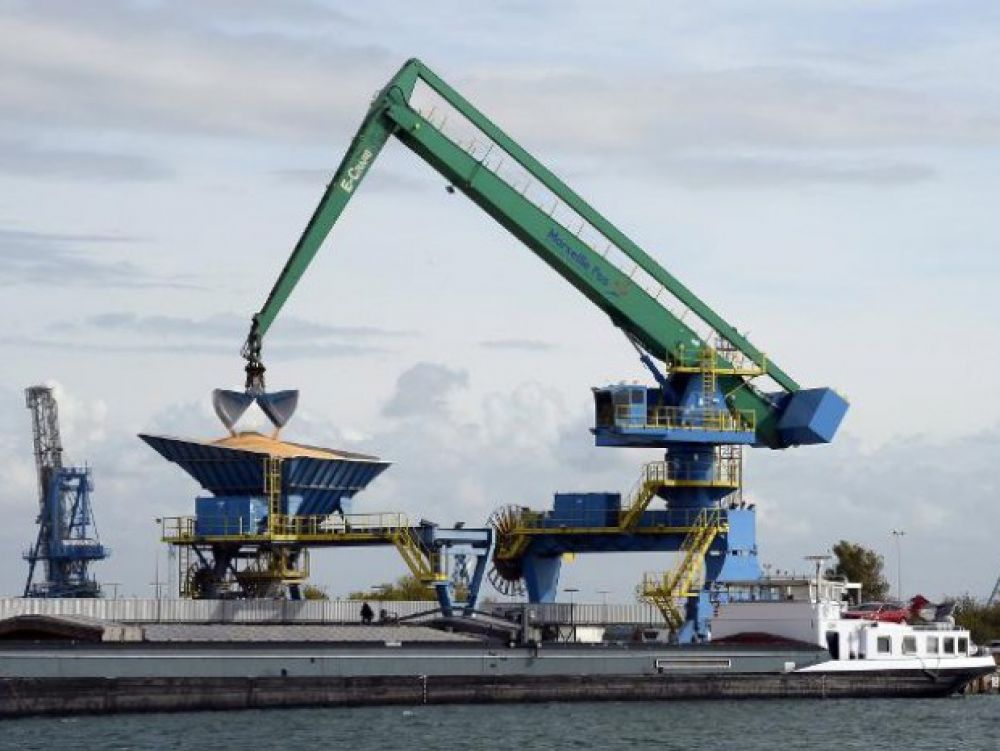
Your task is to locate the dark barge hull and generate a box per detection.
[0,638,992,718]
[0,668,988,718]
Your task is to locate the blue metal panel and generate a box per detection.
[707,508,760,583]
[595,426,756,447]
[775,388,848,446]
[195,496,268,536]
[522,556,562,602]
[140,435,264,495]
[289,456,387,515]
[549,493,620,527]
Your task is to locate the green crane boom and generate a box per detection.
[243,58,810,447]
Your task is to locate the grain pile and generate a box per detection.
[211,431,376,461]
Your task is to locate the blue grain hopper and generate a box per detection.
[139,432,390,516]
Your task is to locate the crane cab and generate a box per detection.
[592,383,758,448]
[593,384,648,429]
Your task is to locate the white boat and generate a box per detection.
[713,574,995,687]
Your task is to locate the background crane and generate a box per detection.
[23,386,108,598]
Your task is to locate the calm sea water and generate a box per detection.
[2,697,997,750]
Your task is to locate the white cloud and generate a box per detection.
[381,362,469,419]
[0,2,386,142]
[2,1,997,188]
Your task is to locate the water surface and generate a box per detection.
[2,697,996,750]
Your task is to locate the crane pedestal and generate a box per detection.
[491,346,773,642]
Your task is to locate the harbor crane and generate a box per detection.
[23,386,108,598]
[213,59,847,639]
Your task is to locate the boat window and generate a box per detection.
[926,636,939,654]
[631,390,644,405]
[876,636,892,655]
[958,637,968,655]
[943,637,955,655]
[902,636,917,655]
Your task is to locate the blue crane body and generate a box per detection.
[23,386,108,598]
[212,59,847,638]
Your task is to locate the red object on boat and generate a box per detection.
[843,601,910,623]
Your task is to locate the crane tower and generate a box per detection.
[22,386,108,598]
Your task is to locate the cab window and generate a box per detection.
[958,637,968,655]
[902,636,917,655]
[943,637,955,655]
[926,636,939,654]
[876,636,892,655]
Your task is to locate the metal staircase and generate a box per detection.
[640,508,728,630]
[618,462,669,530]
[391,523,443,584]
[177,544,195,597]
[700,346,717,407]
[265,456,283,533]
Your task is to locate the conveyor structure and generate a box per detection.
[144,432,491,614]
[207,58,846,638]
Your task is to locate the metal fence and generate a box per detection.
[486,602,667,626]
[0,598,668,626]
[0,598,437,624]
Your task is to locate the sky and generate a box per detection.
[1,0,999,602]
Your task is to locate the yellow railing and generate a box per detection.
[162,511,443,587]
[618,465,663,531]
[393,523,444,582]
[639,508,728,630]
[162,511,417,542]
[161,516,197,541]
[618,458,736,531]
[634,455,741,489]
[614,405,755,433]
[671,343,767,377]
[502,506,728,540]
[269,511,411,539]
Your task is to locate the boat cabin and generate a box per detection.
[713,575,980,663]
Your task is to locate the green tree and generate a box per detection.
[348,574,436,602]
[348,574,470,602]
[825,540,890,601]
[301,584,329,600]
[954,595,1000,643]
